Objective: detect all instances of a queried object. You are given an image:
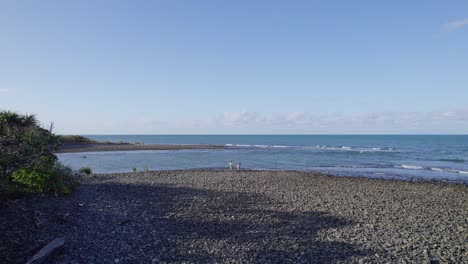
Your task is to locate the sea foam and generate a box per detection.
[401,165,424,170]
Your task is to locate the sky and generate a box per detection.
[0,0,467,134]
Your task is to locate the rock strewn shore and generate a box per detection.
[1,170,466,263]
[55,143,225,153]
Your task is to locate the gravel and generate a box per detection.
[1,170,467,263]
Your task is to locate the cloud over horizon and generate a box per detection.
[207,109,468,134]
[50,108,468,134]
[444,18,468,32]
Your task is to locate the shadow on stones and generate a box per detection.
[1,182,374,263]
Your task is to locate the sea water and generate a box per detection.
[57,135,468,183]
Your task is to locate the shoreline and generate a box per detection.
[55,143,226,153]
[1,169,466,263]
[104,168,468,185]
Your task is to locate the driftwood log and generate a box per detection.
[26,238,65,264]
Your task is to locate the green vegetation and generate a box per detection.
[59,135,97,144]
[132,167,137,172]
[79,167,92,175]
[59,135,127,145]
[0,111,78,198]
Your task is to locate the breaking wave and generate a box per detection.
[225,144,395,152]
[401,165,425,170]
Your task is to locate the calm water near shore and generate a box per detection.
[57,135,468,183]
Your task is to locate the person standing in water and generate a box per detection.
[229,161,233,171]
[236,162,241,171]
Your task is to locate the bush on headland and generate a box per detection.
[59,135,97,144]
[0,110,78,198]
[59,135,125,145]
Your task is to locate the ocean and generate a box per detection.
[57,135,468,183]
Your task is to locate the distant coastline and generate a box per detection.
[55,135,225,153]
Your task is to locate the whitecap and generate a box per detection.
[401,165,424,170]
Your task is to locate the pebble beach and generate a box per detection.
[1,170,467,263]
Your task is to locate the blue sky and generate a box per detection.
[1,1,467,134]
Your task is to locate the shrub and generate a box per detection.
[79,167,92,175]
[0,111,60,178]
[12,169,51,193]
[8,163,77,196]
[0,110,78,198]
[132,167,137,172]
[44,163,78,195]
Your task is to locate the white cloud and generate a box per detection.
[286,112,306,122]
[439,108,468,121]
[61,109,468,134]
[442,111,455,117]
[205,109,468,134]
[218,111,264,125]
[444,18,468,32]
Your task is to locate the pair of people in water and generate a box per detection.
[229,161,241,171]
